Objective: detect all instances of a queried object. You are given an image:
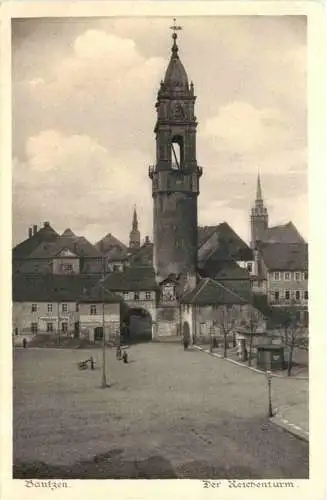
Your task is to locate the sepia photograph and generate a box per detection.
[9,12,311,482]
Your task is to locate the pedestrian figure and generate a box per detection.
[22,338,27,349]
[89,356,95,370]
[122,350,128,363]
[116,345,122,360]
[183,335,189,350]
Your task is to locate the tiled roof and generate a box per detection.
[13,224,59,259]
[261,243,308,271]
[267,222,306,244]
[129,243,154,266]
[61,228,76,237]
[103,266,158,291]
[27,236,102,259]
[95,233,128,254]
[198,222,253,263]
[197,226,217,246]
[12,274,122,303]
[180,278,247,305]
[200,260,251,281]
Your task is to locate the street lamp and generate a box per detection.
[266,369,273,417]
[100,258,110,389]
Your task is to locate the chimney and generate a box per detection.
[33,225,37,235]
[28,227,32,238]
[43,221,50,228]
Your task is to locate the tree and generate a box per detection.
[240,308,262,367]
[214,305,237,358]
[278,306,307,376]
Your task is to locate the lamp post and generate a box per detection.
[100,258,109,388]
[266,369,273,417]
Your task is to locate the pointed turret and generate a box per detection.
[250,172,268,249]
[129,205,140,250]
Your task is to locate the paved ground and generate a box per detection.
[13,344,309,479]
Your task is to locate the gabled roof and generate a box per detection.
[197,226,217,246]
[106,246,129,262]
[198,222,253,262]
[180,278,247,305]
[61,228,76,237]
[13,223,59,259]
[103,266,158,292]
[267,222,306,244]
[27,236,102,259]
[129,243,154,266]
[95,233,128,254]
[261,243,308,271]
[12,274,122,303]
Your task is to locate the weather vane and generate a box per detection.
[170,18,182,38]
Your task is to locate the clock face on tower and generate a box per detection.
[172,102,185,120]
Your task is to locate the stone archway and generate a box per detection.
[122,307,153,343]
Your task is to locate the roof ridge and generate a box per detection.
[190,278,209,302]
[209,278,247,303]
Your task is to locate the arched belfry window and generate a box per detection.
[171,135,184,169]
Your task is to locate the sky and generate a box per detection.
[12,16,307,247]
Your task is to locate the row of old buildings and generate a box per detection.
[12,28,308,344]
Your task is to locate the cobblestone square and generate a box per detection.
[13,343,308,479]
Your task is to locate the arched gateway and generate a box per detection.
[121,307,153,343]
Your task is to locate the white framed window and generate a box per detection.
[90,304,97,315]
[47,322,53,332]
[47,304,53,313]
[134,292,140,301]
[62,263,73,272]
[145,292,152,300]
[31,322,38,333]
[274,291,279,301]
[295,290,300,300]
[247,263,253,273]
[303,271,308,280]
[274,272,280,280]
[31,303,37,312]
[285,290,290,300]
[284,272,291,281]
[304,290,308,300]
[295,272,301,281]
[61,322,68,333]
[62,304,68,313]
[123,292,129,301]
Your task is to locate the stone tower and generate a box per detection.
[149,27,202,285]
[129,205,140,250]
[250,173,268,248]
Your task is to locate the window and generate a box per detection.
[284,272,291,281]
[123,292,129,300]
[76,303,79,312]
[274,291,279,301]
[46,322,53,332]
[61,322,68,333]
[274,272,280,280]
[62,304,68,313]
[31,303,37,312]
[304,291,308,300]
[303,271,308,280]
[47,304,53,313]
[134,292,140,301]
[295,290,301,300]
[145,292,151,300]
[295,272,301,281]
[90,304,97,315]
[31,322,38,333]
[62,263,73,272]
[285,290,290,300]
[246,263,253,273]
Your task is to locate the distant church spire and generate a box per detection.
[129,205,140,250]
[256,172,263,201]
[250,172,268,249]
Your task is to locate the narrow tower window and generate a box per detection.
[171,135,184,169]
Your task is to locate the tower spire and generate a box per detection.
[129,205,140,250]
[170,18,182,56]
[256,172,263,201]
